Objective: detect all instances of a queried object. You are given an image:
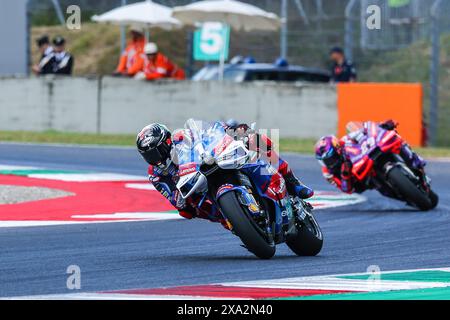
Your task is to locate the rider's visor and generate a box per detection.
[142,144,168,166]
[322,152,341,170]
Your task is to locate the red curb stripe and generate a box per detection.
[108,285,354,299]
[0,174,173,221]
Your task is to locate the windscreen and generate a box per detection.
[174,119,229,167]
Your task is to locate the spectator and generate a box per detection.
[135,42,185,81]
[32,35,55,75]
[114,25,146,77]
[52,36,74,75]
[329,47,356,83]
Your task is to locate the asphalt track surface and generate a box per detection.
[0,143,449,298]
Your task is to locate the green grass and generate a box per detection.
[415,147,450,158]
[0,130,135,147]
[279,138,317,154]
[1,131,449,158]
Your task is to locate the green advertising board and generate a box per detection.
[193,22,230,61]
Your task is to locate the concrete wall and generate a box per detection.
[0,77,98,132]
[0,76,337,138]
[0,0,29,76]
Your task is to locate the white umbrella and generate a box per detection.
[172,0,280,80]
[91,0,182,30]
[172,0,281,32]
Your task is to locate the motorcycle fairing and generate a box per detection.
[345,122,402,181]
[175,119,293,236]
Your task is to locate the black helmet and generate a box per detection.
[137,123,172,167]
[330,46,344,55]
[36,35,50,47]
[53,36,66,46]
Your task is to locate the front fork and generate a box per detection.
[399,146,431,188]
[283,196,314,241]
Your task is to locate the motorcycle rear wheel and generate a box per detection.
[218,191,276,259]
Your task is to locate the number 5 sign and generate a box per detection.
[193,22,230,61]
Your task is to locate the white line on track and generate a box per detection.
[4,267,450,300]
[28,173,147,182]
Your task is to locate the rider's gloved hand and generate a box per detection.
[380,119,398,131]
[323,173,338,187]
[323,171,337,186]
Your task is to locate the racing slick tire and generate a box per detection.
[218,191,276,259]
[286,212,323,256]
[429,189,439,210]
[388,166,433,211]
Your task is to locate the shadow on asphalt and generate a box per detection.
[143,253,329,263]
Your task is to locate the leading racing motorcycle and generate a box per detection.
[344,121,438,211]
[173,119,323,259]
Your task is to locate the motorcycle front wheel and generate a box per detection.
[286,209,323,256]
[218,191,276,259]
[387,166,435,211]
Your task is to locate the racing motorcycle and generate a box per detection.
[173,119,323,259]
[344,121,438,211]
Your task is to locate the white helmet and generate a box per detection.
[129,24,144,34]
[144,42,158,55]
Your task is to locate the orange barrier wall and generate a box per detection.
[337,83,423,147]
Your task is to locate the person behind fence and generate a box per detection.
[114,25,146,77]
[329,46,356,83]
[134,42,186,81]
[52,36,74,75]
[32,35,55,75]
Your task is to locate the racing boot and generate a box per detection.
[255,133,314,199]
[400,144,426,170]
[400,144,430,186]
[283,170,314,199]
[277,158,314,199]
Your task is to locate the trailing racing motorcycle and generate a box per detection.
[344,121,438,211]
[173,119,323,259]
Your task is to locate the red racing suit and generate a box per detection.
[320,138,360,194]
